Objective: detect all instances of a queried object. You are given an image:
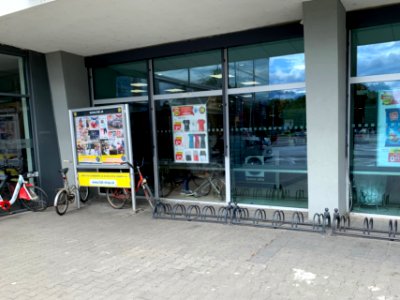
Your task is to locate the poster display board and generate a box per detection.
[171,104,209,163]
[72,106,129,166]
[377,90,400,166]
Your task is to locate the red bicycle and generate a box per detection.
[106,161,155,209]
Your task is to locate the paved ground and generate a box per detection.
[1,197,400,300]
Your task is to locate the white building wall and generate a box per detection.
[46,52,90,183]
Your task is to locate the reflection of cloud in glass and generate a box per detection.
[269,53,305,84]
[360,81,400,93]
[157,69,188,81]
[269,90,305,100]
[357,41,400,76]
[190,65,221,83]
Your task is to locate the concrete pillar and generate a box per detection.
[46,51,90,182]
[303,0,347,217]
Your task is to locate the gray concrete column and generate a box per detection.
[303,0,347,217]
[46,51,90,182]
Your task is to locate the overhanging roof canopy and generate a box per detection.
[0,0,398,56]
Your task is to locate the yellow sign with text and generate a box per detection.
[78,172,131,188]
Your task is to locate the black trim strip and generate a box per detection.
[85,22,303,68]
[347,3,400,30]
[0,44,28,57]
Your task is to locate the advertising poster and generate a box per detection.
[78,172,131,188]
[171,104,209,163]
[377,90,400,166]
[0,113,22,164]
[73,107,127,165]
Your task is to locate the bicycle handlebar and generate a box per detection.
[120,161,135,169]
[121,158,144,169]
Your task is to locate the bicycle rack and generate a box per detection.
[331,208,400,241]
[153,202,400,242]
[152,201,327,234]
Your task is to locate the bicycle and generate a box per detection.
[159,170,199,197]
[54,168,90,215]
[189,171,225,201]
[0,167,48,212]
[106,161,156,209]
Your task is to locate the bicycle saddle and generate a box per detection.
[59,168,69,175]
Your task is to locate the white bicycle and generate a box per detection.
[54,168,89,215]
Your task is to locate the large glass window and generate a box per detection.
[228,38,307,209]
[228,38,305,88]
[153,50,222,94]
[93,61,148,99]
[350,82,400,215]
[129,101,154,196]
[0,95,34,215]
[229,90,307,208]
[350,22,400,216]
[156,96,225,202]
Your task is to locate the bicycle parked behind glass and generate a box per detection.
[189,170,225,201]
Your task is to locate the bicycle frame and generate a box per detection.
[136,166,146,192]
[0,175,36,211]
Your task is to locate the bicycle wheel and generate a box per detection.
[143,183,156,209]
[79,186,90,202]
[55,189,69,216]
[159,178,174,197]
[191,174,204,187]
[2,183,14,200]
[211,178,226,201]
[106,188,130,209]
[20,186,48,212]
[194,180,212,197]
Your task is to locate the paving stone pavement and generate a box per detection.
[1,197,400,300]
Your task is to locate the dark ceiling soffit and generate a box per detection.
[347,3,400,30]
[85,22,303,68]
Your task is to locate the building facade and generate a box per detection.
[1,0,400,218]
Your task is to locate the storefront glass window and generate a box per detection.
[0,54,23,94]
[128,101,154,193]
[350,22,400,216]
[228,38,305,88]
[229,90,307,208]
[156,96,225,201]
[351,23,400,77]
[93,61,148,99]
[350,82,400,215]
[0,96,33,214]
[153,50,222,94]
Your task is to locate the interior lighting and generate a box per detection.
[131,89,146,93]
[130,83,148,87]
[209,74,235,79]
[165,88,185,93]
[241,81,260,85]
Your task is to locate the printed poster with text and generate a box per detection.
[73,107,127,165]
[171,104,209,163]
[377,90,400,166]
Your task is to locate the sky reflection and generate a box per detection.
[357,41,400,76]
